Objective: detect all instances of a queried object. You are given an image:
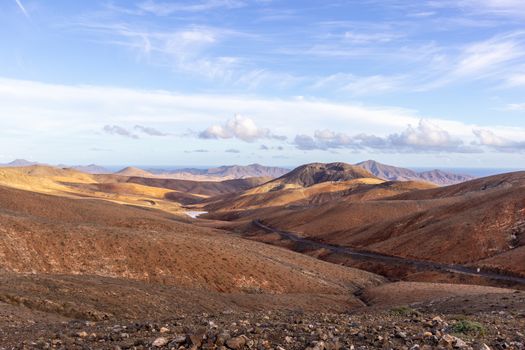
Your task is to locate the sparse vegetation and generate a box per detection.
[451,319,485,335]
[389,306,419,316]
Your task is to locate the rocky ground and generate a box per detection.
[2,291,524,350]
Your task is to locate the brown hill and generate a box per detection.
[124,176,269,198]
[0,165,267,210]
[239,172,525,277]
[269,162,376,188]
[115,166,155,177]
[0,184,383,297]
[202,178,434,212]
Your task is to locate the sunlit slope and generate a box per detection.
[253,172,525,275]
[0,184,384,295]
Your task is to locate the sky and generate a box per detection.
[1,0,525,168]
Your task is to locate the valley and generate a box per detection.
[0,161,524,349]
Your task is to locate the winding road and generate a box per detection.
[253,220,525,285]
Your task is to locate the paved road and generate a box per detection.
[253,219,525,285]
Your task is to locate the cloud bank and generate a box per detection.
[295,120,478,153]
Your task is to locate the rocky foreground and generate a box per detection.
[3,293,525,350]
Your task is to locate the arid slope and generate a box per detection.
[238,172,525,275]
[0,185,384,297]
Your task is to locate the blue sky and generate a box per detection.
[1,0,525,167]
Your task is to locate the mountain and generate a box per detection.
[355,160,474,186]
[417,169,475,186]
[3,159,39,167]
[69,164,109,174]
[272,162,376,187]
[115,166,155,177]
[76,164,109,174]
[206,164,290,178]
[201,162,383,212]
[149,163,290,180]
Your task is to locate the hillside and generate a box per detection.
[271,162,376,187]
[1,165,524,348]
[200,162,388,212]
[115,166,156,177]
[235,172,525,277]
[0,184,385,303]
[124,176,269,198]
[355,160,474,186]
[0,165,266,213]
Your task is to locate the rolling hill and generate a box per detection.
[202,162,437,212]
[233,171,525,278]
[271,162,376,187]
[115,166,156,177]
[0,184,385,310]
[1,162,523,348]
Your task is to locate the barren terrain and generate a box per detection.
[0,162,524,348]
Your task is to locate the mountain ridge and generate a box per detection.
[149,163,290,179]
[355,160,475,186]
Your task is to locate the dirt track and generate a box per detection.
[253,220,525,285]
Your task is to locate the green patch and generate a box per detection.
[450,320,485,335]
[389,306,419,317]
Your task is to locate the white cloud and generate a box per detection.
[312,73,406,95]
[2,77,525,156]
[504,73,525,87]
[294,120,476,153]
[14,0,29,18]
[75,22,248,81]
[199,114,286,142]
[473,129,525,152]
[460,0,525,17]
[389,120,465,151]
[417,31,525,90]
[453,35,524,77]
[103,125,139,139]
[504,103,525,111]
[136,0,245,15]
[343,31,403,44]
[134,125,168,136]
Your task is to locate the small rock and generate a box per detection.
[76,331,88,338]
[226,335,247,350]
[312,340,326,350]
[454,337,468,349]
[152,337,169,347]
[172,334,187,344]
[159,327,169,333]
[396,331,407,339]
